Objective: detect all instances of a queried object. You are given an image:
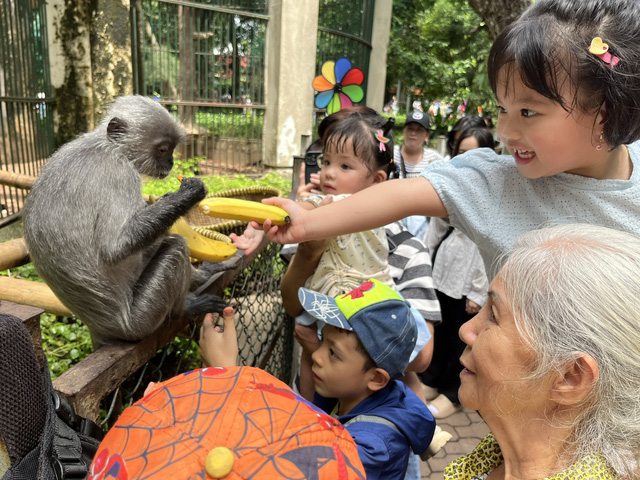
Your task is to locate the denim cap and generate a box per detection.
[298,279,418,380]
[404,110,430,132]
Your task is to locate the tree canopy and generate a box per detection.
[386,0,532,119]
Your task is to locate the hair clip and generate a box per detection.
[588,37,620,69]
[375,130,390,152]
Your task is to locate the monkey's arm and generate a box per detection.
[99,177,206,264]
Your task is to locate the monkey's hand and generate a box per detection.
[176,176,207,206]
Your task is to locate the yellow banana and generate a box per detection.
[168,216,237,262]
[198,197,290,225]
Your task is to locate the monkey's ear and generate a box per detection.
[107,117,127,143]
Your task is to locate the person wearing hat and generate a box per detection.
[299,278,435,480]
[393,111,444,241]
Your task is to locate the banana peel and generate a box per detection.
[148,194,237,262]
[168,216,237,262]
[199,197,290,225]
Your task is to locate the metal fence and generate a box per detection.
[0,0,55,226]
[133,0,268,174]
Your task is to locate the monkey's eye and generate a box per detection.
[156,142,172,156]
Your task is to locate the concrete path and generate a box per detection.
[419,408,490,478]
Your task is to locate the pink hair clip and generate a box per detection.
[375,130,390,152]
[588,37,620,69]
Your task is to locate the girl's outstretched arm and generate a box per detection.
[262,177,445,244]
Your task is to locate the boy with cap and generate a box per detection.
[299,278,435,480]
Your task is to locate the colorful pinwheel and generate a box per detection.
[313,58,364,114]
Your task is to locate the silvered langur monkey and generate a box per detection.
[24,95,226,347]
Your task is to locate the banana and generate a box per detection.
[168,216,237,262]
[198,197,290,225]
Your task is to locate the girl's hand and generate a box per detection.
[256,197,310,245]
[199,307,238,367]
[229,224,265,255]
[297,164,322,198]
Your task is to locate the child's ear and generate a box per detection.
[373,170,387,184]
[549,354,599,406]
[367,368,390,392]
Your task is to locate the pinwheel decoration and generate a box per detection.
[313,58,364,114]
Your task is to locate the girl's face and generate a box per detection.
[319,139,385,195]
[403,123,429,150]
[495,70,606,179]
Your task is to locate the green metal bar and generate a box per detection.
[159,0,268,20]
[317,26,372,49]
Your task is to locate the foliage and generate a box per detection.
[142,157,292,198]
[194,110,264,138]
[387,0,495,118]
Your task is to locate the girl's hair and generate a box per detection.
[446,116,488,157]
[488,0,640,149]
[319,107,396,176]
[498,224,640,478]
[452,126,495,158]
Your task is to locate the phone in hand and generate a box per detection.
[304,150,323,185]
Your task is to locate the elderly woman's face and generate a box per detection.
[458,273,551,417]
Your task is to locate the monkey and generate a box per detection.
[23,95,227,348]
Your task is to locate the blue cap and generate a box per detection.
[298,279,418,380]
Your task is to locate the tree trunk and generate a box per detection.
[467,0,532,39]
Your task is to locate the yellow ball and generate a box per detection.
[205,446,235,478]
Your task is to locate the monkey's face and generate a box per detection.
[151,138,178,178]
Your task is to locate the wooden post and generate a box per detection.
[0,277,71,317]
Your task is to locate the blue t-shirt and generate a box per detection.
[421,143,640,279]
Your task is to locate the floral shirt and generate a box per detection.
[445,433,619,480]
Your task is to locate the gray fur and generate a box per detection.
[23,95,225,347]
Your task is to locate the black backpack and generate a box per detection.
[0,313,103,480]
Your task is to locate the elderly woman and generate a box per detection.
[447,224,640,479]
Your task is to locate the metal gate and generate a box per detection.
[0,0,55,226]
[132,0,268,175]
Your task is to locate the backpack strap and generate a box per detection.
[430,226,455,264]
[343,414,400,433]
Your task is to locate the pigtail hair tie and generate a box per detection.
[382,117,396,136]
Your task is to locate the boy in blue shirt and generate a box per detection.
[298,279,435,480]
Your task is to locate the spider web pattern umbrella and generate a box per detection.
[313,58,364,114]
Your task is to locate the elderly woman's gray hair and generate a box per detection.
[498,224,640,477]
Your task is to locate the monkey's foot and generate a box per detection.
[185,293,226,318]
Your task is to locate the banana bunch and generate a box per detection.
[168,217,237,262]
[198,198,290,225]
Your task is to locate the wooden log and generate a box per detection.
[0,238,30,271]
[53,248,260,422]
[0,301,46,369]
[0,276,71,317]
[0,170,37,190]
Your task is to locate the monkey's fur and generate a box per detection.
[24,95,226,347]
